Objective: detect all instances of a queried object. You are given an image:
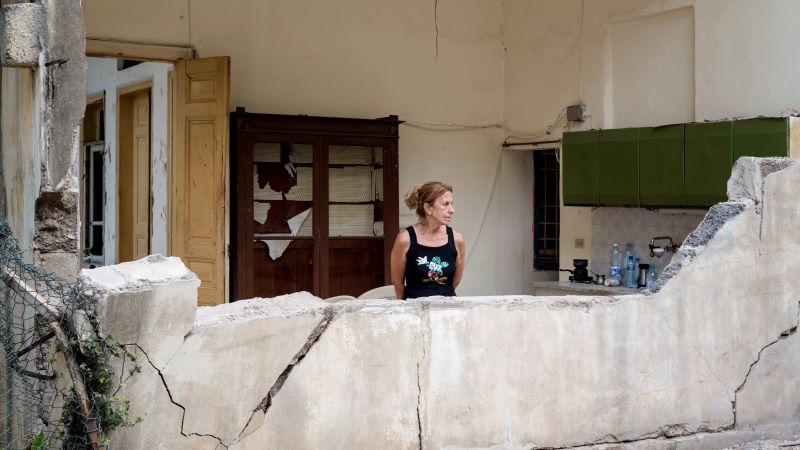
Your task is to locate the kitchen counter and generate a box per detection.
[530,281,644,297]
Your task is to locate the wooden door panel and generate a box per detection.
[172,57,230,306]
[132,91,150,260]
[328,239,383,297]
[253,240,313,297]
[118,90,150,262]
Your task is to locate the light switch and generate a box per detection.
[575,238,584,249]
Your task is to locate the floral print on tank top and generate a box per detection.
[416,256,450,284]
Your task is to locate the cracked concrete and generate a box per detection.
[236,307,334,443]
[81,158,800,449]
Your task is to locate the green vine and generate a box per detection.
[57,334,144,448]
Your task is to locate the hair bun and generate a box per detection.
[403,185,421,210]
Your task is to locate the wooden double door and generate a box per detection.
[230,112,400,300]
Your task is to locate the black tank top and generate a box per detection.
[403,226,458,299]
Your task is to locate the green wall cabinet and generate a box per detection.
[639,125,685,206]
[733,117,788,161]
[562,118,790,208]
[562,130,599,206]
[684,122,732,206]
[599,128,639,206]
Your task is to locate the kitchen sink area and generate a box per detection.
[531,280,642,296]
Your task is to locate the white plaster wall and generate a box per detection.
[82,0,539,294]
[694,0,800,120]
[608,7,694,128]
[85,57,173,264]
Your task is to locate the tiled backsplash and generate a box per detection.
[590,208,706,277]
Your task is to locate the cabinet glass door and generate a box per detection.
[327,144,385,297]
[252,141,314,297]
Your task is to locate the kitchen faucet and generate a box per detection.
[649,236,679,257]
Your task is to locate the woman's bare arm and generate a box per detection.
[390,229,411,299]
[453,230,466,288]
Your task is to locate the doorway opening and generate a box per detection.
[81,98,105,267]
[533,149,560,270]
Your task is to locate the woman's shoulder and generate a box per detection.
[394,227,411,245]
[450,227,465,244]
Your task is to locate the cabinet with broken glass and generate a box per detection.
[231,111,400,300]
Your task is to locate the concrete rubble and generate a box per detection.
[78,158,800,449]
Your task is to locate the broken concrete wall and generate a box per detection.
[0,0,86,277]
[85,158,800,448]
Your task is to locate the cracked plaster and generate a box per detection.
[86,158,800,449]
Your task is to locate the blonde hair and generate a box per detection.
[403,181,453,220]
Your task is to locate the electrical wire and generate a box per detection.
[400,106,575,269]
[464,146,504,269]
[401,121,503,132]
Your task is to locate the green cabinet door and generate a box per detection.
[685,122,732,206]
[599,128,639,206]
[562,130,599,206]
[639,125,684,206]
[733,117,788,162]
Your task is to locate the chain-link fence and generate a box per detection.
[0,217,136,449]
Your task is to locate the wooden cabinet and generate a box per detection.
[561,130,599,206]
[733,117,788,160]
[684,121,732,206]
[562,117,790,208]
[230,111,400,300]
[639,125,684,206]
[599,128,639,206]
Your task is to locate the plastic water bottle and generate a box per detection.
[622,243,633,285]
[624,256,636,288]
[609,244,622,281]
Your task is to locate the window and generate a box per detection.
[83,143,105,264]
[82,99,105,266]
[533,149,559,270]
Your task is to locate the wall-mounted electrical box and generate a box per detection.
[567,104,584,122]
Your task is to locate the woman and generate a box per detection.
[390,181,466,300]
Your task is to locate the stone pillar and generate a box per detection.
[0,0,86,278]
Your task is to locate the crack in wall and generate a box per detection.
[434,0,439,61]
[134,344,229,449]
[235,307,335,443]
[531,423,732,450]
[416,362,423,450]
[416,301,430,450]
[500,0,507,58]
[732,301,800,428]
[533,301,800,449]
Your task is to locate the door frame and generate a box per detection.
[85,43,231,305]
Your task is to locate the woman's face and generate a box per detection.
[425,191,455,225]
